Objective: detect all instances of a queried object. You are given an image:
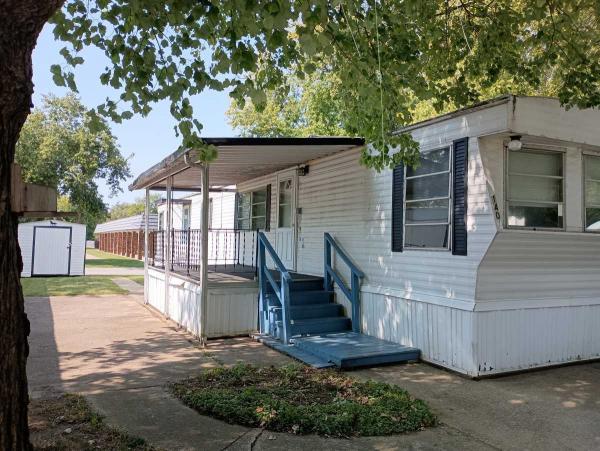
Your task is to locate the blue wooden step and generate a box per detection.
[265,273,324,292]
[290,290,333,305]
[271,303,344,321]
[266,290,333,307]
[253,334,335,368]
[294,332,421,369]
[275,316,351,338]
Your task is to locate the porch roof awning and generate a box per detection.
[129,137,365,191]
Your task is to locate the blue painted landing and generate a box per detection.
[256,332,420,369]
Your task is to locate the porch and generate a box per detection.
[130,137,420,368]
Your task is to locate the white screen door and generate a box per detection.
[275,170,297,270]
[33,227,71,276]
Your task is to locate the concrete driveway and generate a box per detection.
[26,294,600,450]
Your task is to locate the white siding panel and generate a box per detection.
[361,291,477,375]
[476,231,600,303]
[291,138,496,306]
[512,97,600,148]
[474,305,600,375]
[69,223,87,276]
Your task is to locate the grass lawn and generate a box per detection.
[171,364,436,437]
[29,394,154,450]
[86,248,144,268]
[21,276,128,297]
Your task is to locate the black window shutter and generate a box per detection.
[265,184,272,231]
[452,138,469,255]
[391,164,404,252]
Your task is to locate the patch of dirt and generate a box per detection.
[29,394,155,450]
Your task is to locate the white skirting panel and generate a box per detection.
[205,286,259,338]
[145,268,259,338]
[360,291,478,376]
[147,268,166,313]
[474,305,600,376]
[167,275,203,337]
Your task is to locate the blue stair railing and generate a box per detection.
[257,232,292,343]
[324,233,365,333]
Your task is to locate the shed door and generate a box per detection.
[32,227,72,276]
[275,170,298,271]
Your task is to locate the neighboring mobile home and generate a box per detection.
[95,213,158,259]
[131,95,600,376]
[155,191,236,230]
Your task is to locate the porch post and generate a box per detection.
[165,176,173,318]
[144,188,150,304]
[199,164,209,344]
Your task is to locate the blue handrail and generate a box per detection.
[324,233,364,333]
[257,232,292,343]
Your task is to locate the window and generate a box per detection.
[584,154,600,232]
[158,212,164,231]
[278,179,293,228]
[506,149,564,229]
[182,205,190,229]
[236,188,268,230]
[404,147,452,249]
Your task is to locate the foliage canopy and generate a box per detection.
[50,1,600,170]
[109,194,161,220]
[15,93,130,236]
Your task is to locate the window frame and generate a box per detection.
[182,204,191,230]
[504,147,566,232]
[236,187,269,231]
[403,145,454,251]
[583,152,600,233]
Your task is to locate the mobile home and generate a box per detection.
[130,96,600,376]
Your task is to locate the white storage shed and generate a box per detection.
[19,220,87,277]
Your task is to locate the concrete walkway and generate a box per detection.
[111,277,144,294]
[26,294,600,450]
[85,266,145,276]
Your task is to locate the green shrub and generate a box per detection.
[170,363,435,437]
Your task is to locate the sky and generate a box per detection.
[32,24,235,207]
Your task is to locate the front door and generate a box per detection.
[275,170,297,270]
[32,226,72,276]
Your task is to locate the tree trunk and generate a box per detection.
[0,2,63,449]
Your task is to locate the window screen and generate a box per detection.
[404,147,451,249]
[585,154,600,232]
[506,149,563,229]
[236,188,268,230]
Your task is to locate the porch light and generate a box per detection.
[508,135,523,151]
[297,165,309,176]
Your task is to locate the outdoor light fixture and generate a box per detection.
[507,135,523,151]
[297,165,309,176]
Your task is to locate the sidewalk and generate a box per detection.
[26,293,600,450]
[85,266,145,276]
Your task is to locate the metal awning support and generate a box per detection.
[144,188,150,304]
[199,164,209,344]
[165,176,173,318]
